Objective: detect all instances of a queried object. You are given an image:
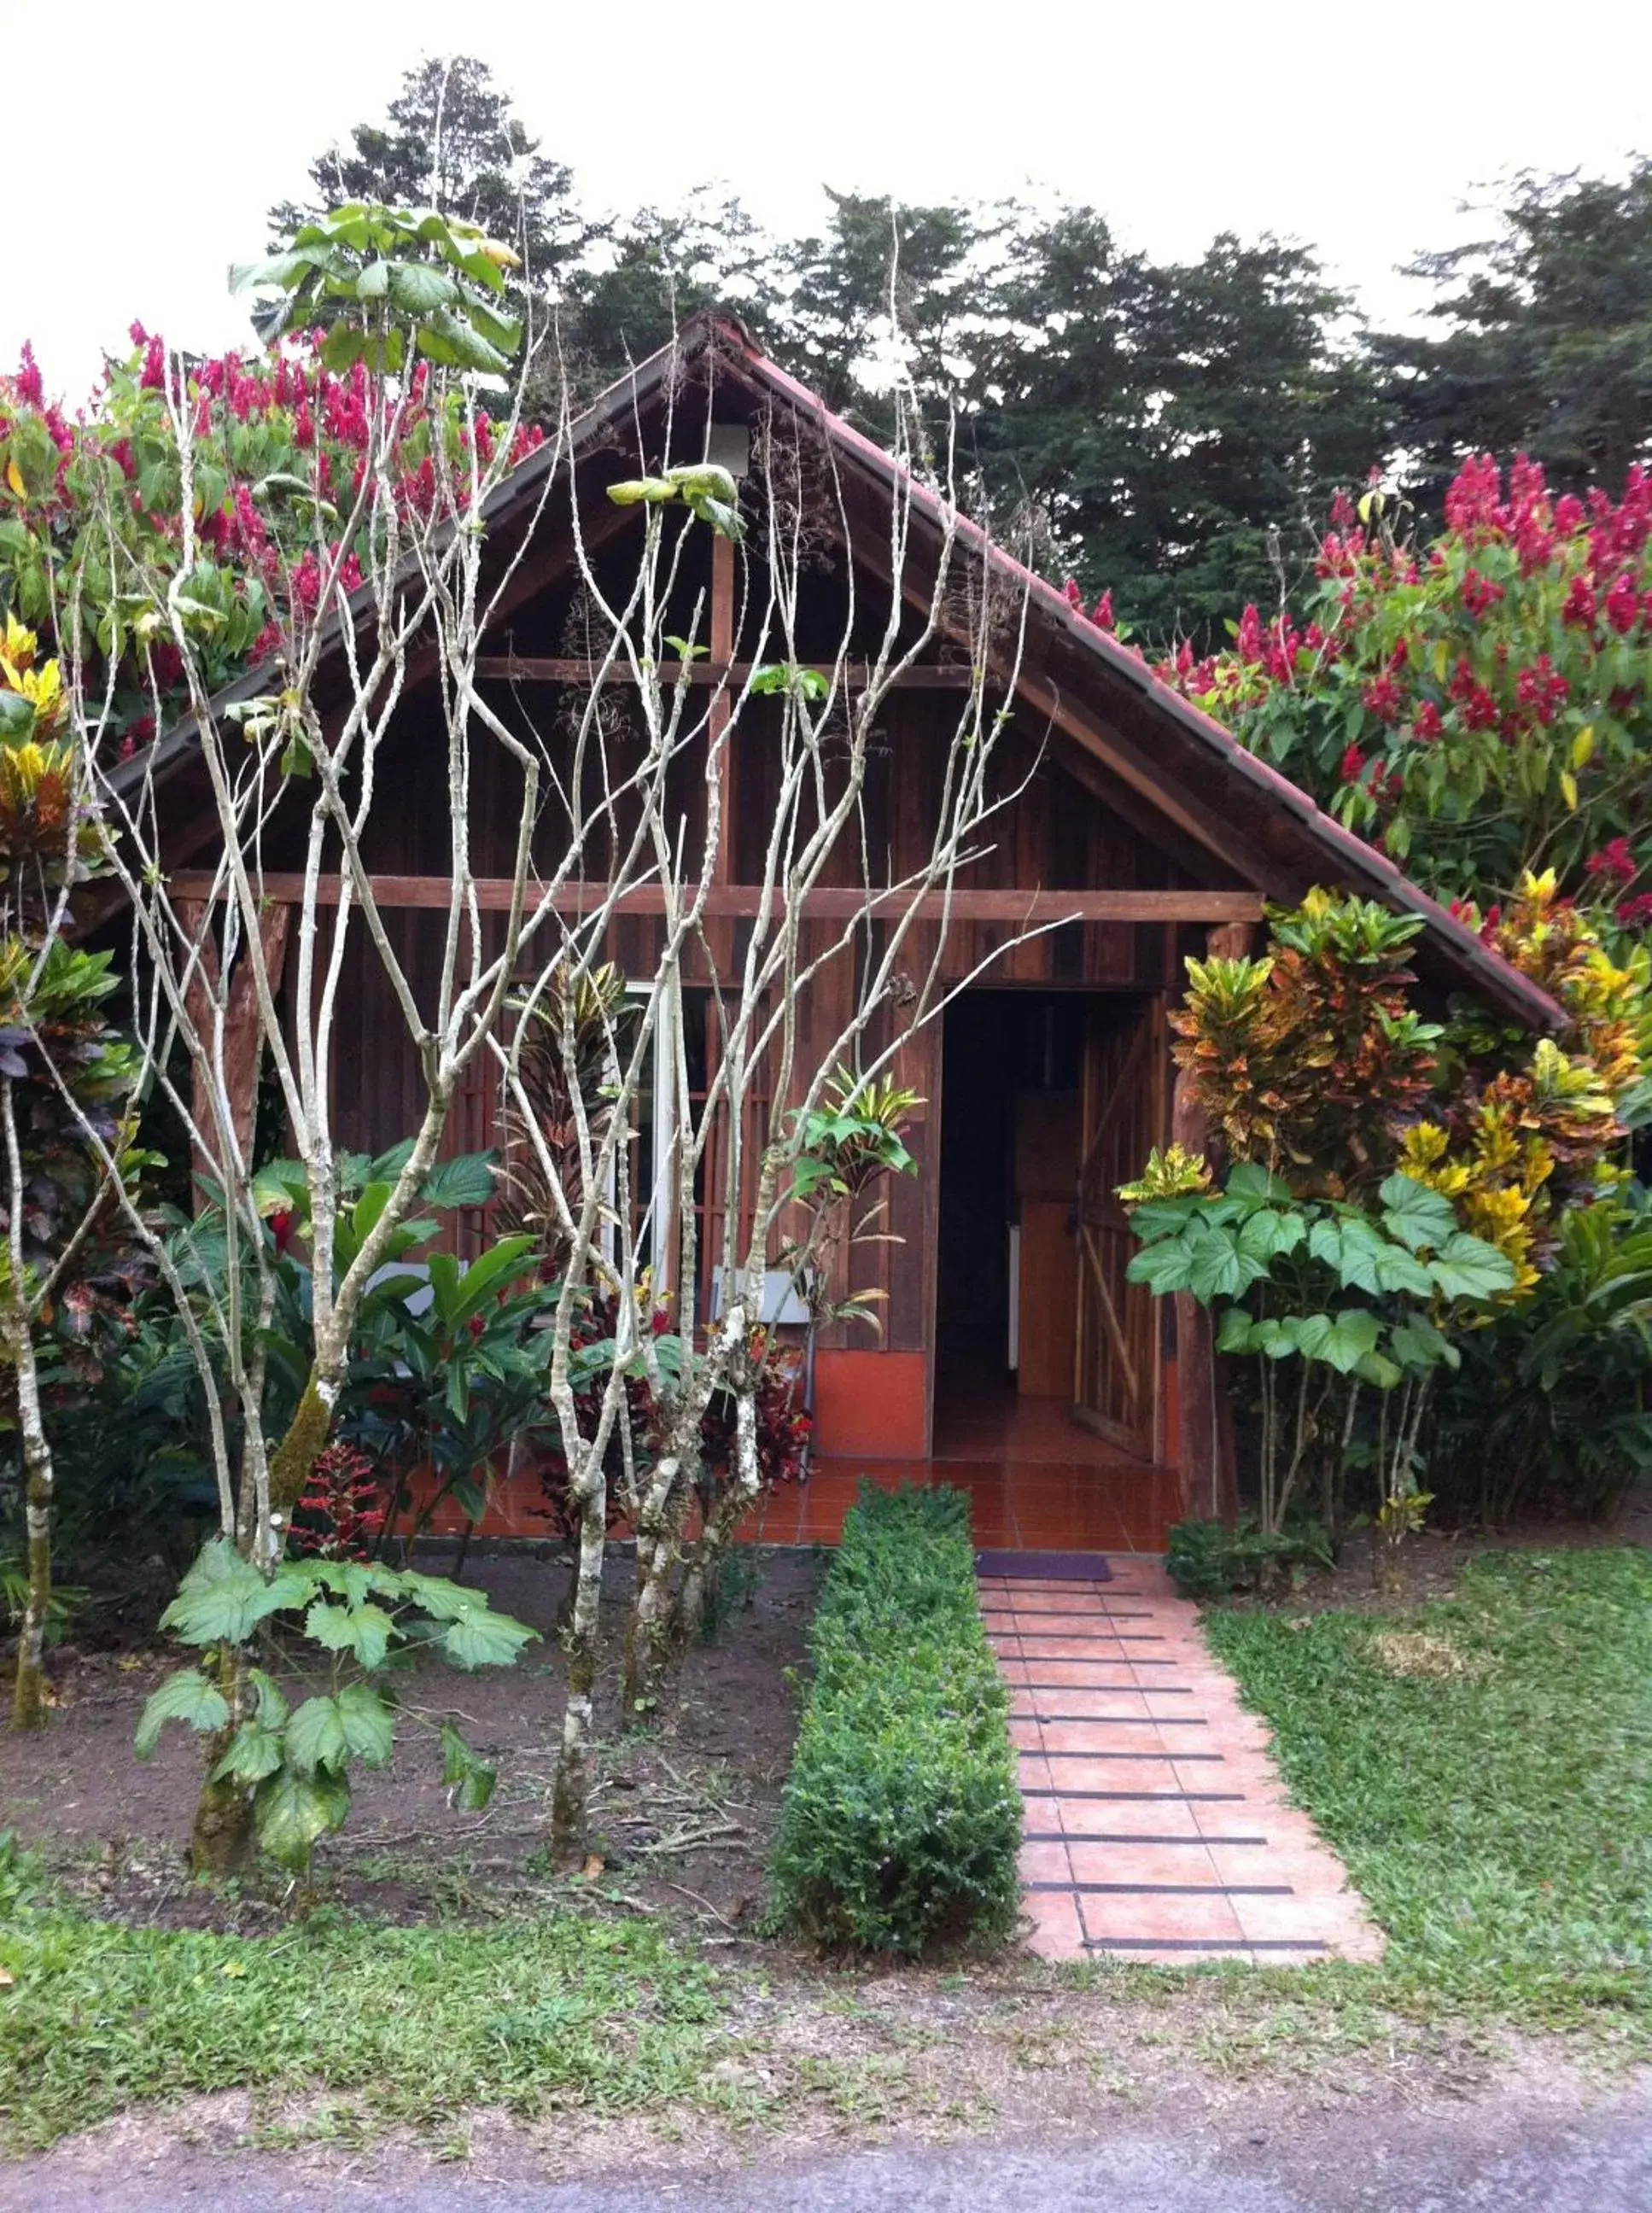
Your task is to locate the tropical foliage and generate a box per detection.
[1124,885,1649,1568]
[1147,458,1652,942]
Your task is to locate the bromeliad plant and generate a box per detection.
[136,1537,536,1872]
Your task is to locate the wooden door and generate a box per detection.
[1073,996,1164,1458]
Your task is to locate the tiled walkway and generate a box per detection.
[981,1556,1385,1966]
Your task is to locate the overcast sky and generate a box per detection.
[15,1,1650,399]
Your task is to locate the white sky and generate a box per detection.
[15,0,1650,401]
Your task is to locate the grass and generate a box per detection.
[0,1842,726,2155]
[1205,1547,1652,2029]
[5,1544,1649,2158]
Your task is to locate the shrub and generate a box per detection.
[1165,1513,1333,1599]
[768,1484,1021,1955]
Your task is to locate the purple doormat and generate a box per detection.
[974,1549,1113,1581]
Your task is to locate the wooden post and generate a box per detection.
[1172,920,1253,1523]
[709,533,736,884]
[177,899,293,1201]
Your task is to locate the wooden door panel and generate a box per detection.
[1073,997,1163,1458]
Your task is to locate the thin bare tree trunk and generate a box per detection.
[4,1300,54,1731]
[551,1457,608,1857]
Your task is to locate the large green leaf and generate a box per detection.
[1185,1223,1265,1303]
[1238,1207,1308,1263]
[248,1667,290,1729]
[160,1539,298,1647]
[418,1152,499,1211]
[336,1683,395,1768]
[1316,1307,1382,1374]
[1217,1306,1260,1353]
[284,1694,350,1776]
[1332,1217,1435,1297]
[211,1721,284,1784]
[1379,1173,1460,1254]
[1226,1162,1294,1206]
[1389,1317,1462,1371]
[441,1236,539,1333]
[441,1608,540,1671]
[254,1766,352,1870]
[440,1720,498,1811]
[385,260,458,316]
[134,1667,230,1757]
[304,1597,395,1670]
[1126,1240,1194,1294]
[1124,1197,1200,1245]
[1427,1232,1518,1303]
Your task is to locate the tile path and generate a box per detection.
[982,1555,1386,1966]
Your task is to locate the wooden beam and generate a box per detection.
[166,873,1265,925]
[824,476,1299,901]
[475,655,980,688]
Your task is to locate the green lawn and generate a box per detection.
[1205,1547,1652,2027]
[0,1848,725,2153]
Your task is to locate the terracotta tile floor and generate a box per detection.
[984,1557,1386,1967]
[740,1457,1183,1550]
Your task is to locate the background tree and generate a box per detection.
[1377,161,1652,518]
[270,55,593,303]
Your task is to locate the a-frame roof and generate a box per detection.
[127,312,1563,1034]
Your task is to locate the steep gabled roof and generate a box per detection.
[126,312,1564,1034]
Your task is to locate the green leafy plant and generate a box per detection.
[605,462,744,541]
[1129,1163,1515,1563]
[136,1537,536,1871]
[231,201,524,375]
[1165,1511,1332,1599]
[1428,1190,1652,1523]
[768,1483,1021,1955]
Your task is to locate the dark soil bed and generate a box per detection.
[0,1542,826,1936]
[1222,1486,1652,1614]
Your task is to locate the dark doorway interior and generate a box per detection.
[934,991,1088,1450]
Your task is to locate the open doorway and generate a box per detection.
[932,989,1160,1464]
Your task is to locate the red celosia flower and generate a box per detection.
[15,342,43,407]
[1604,570,1642,634]
[1461,569,1504,617]
[1362,674,1403,724]
[1091,589,1115,633]
[1616,893,1652,929]
[1562,574,1597,629]
[1585,838,1637,887]
[1340,743,1366,783]
[1412,701,1443,741]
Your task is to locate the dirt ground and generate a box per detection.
[0,1542,826,1932]
[1227,1490,1652,1614]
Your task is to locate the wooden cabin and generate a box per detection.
[134,315,1558,1550]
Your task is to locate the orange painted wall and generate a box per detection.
[812,1348,929,1460]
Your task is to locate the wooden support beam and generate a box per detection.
[474,655,980,688]
[166,873,1266,925]
[1172,917,1255,1525]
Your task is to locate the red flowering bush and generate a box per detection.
[1140,458,1652,947]
[0,324,544,758]
[537,1295,813,1537]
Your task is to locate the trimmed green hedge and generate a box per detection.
[768,1483,1023,1954]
